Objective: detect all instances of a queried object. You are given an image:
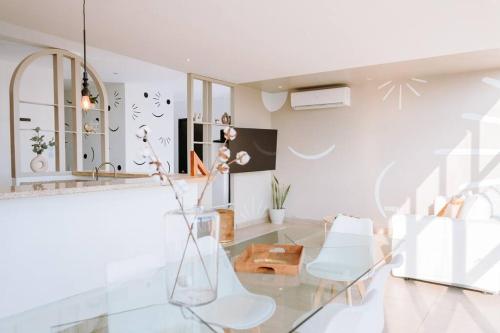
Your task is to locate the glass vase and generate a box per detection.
[164,207,220,307]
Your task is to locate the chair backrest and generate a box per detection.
[217,243,248,297]
[323,254,403,333]
[332,214,373,236]
[323,290,378,333]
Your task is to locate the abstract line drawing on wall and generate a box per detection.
[131,104,141,120]
[462,113,500,125]
[375,160,396,218]
[152,111,165,118]
[158,136,171,146]
[112,90,122,109]
[109,125,120,132]
[378,78,427,111]
[482,77,500,89]
[83,147,95,162]
[133,160,146,166]
[288,144,335,160]
[261,91,288,112]
[153,91,162,107]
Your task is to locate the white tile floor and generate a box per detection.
[384,277,500,333]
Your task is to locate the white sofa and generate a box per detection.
[391,189,500,294]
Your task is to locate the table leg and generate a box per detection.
[356,281,366,299]
[313,279,326,307]
[345,283,353,306]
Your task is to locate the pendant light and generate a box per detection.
[81,0,92,111]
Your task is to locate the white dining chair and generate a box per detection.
[193,244,276,333]
[307,214,374,305]
[295,254,403,333]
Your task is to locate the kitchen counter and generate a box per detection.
[0,173,206,200]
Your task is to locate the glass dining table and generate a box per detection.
[0,221,403,333]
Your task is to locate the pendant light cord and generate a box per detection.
[83,0,87,74]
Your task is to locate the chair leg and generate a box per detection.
[345,283,353,306]
[313,279,326,307]
[356,281,366,299]
[331,283,336,296]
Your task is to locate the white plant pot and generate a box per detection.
[30,154,48,173]
[269,209,285,225]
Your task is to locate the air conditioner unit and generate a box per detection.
[290,87,351,110]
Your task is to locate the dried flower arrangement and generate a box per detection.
[136,125,250,206]
[135,125,250,305]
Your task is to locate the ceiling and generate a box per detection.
[1,0,500,85]
[247,48,500,92]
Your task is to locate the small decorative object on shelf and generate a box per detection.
[84,123,96,133]
[29,127,55,173]
[136,125,250,307]
[221,112,231,125]
[214,118,221,124]
[270,175,290,225]
[194,113,202,123]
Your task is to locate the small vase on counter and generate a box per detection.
[29,127,55,173]
[270,175,290,225]
[30,154,48,173]
[269,208,286,225]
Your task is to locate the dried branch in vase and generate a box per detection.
[135,125,250,209]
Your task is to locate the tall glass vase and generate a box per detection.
[164,207,220,307]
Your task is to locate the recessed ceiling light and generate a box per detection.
[278,85,283,89]
[186,58,191,62]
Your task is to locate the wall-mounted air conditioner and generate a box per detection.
[290,87,351,110]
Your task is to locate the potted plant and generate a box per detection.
[270,175,290,225]
[29,127,55,173]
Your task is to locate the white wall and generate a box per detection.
[271,69,500,226]
[232,85,273,225]
[0,183,198,318]
[124,82,175,173]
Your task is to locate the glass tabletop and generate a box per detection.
[222,222,404,332]
[0,221,403,333]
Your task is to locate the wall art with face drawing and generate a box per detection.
[125,83,174,173]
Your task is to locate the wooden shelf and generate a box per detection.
[18,128,104,135]
[19,100,105,112]
[194,121,230,127]
[193,141,213,145]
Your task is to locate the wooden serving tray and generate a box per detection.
[234,244,304,276]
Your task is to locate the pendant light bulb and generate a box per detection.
[81,95,92,111]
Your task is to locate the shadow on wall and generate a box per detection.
[271,69,500,225]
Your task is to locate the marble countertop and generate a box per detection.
[0,174,206,200]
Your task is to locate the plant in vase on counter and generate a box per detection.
[270,175,290,225]
[29,127,55,173]
[135,125,250,306]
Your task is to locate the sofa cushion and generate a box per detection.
[457,193,492,220]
